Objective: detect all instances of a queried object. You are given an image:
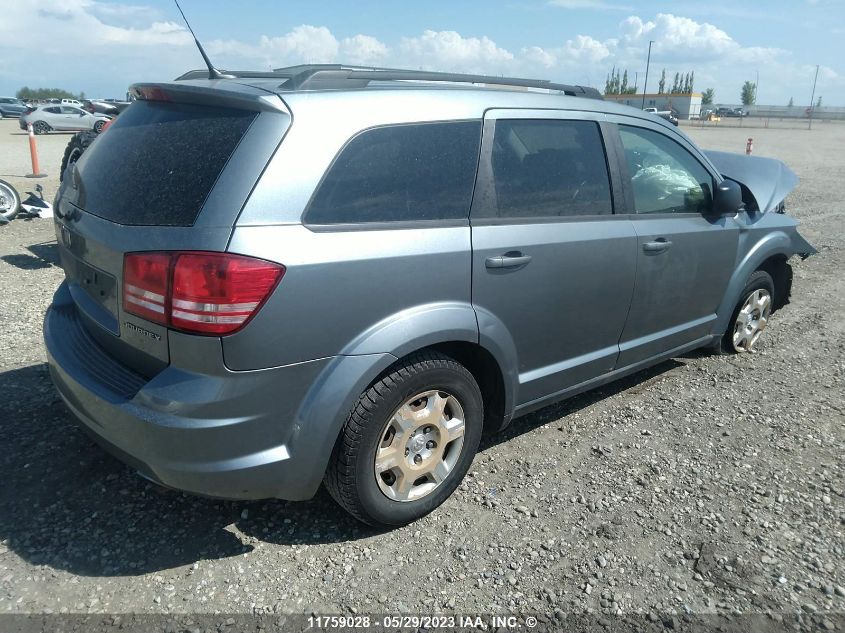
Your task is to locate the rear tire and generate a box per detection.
[0,179,21,222]
[720,270,775,354]
[60,131,98,182]
[325,351,483,527]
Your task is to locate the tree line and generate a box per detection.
[15,87,86,101]
[656,69,695,94]
[605,68,696,96]
[603,68,637,95]
[604,71,823,109]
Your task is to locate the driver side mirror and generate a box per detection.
[712,179,744,216]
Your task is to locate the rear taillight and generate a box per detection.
[123,252,285,336]
[124,253,170,325]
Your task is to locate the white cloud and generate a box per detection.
[340,35,390,65]
[257,25,340,64]
[521,46,558,69]
[208,28,390,70]
[85,1,162,27]
[521,35,611,70]
[618,13,784,63]
[399,30,514,72]
[11,1,191,49]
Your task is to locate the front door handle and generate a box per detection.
[485,252,532,269]
[642,239,673,254]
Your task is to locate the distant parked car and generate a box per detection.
[0,97,27,118]
[82,99,131,116]
[20,104,111,134]
[715,107,744,118]
[643,106,679,126]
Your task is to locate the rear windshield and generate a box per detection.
[75,101,256,226]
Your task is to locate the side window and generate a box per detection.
[618,125,713,215]
[306,121,481,224]
[61,106,81,114]
[45,107,61,114]
[483,119,613,219]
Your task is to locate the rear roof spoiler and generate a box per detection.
[129,81,289,113]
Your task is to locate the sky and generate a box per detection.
[0,0,842,105]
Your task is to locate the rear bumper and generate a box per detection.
[44,282,333,500]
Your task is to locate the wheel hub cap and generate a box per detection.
[732,289,772,353]
[375,390,466,502]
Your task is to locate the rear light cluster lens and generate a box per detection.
[123,252,285,335]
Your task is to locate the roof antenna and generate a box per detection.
[173,0,233,80]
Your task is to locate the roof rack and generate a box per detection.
[175,64,603,99]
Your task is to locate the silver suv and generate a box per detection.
[45,65,815,526]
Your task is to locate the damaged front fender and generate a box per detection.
[713,210,817,338]
[790,229,818,260]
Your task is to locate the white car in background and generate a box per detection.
[19,104,110,134]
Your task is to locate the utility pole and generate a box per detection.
[755,69,759,105]
[641,40,654,109]
[634,71,639,92]
[808,64,819,130]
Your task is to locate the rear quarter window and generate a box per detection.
[74,101,256,226]
[305,121,482,224]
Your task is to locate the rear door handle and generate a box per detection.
[642,239,672,254]
[485,252,532,269]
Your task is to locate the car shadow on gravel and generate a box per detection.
[0,364,391,578]
[0,241,58,270]
[0,358,683,577]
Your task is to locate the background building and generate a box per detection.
[603,92,703,120]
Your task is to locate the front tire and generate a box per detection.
[33,121,50,135]
[325,351,483,527]
[721,270,775,354]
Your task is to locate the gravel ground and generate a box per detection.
[0,119,69,204]
[0,117,842,628]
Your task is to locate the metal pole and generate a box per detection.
[808,64,819,130]
[641,41,654,109]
